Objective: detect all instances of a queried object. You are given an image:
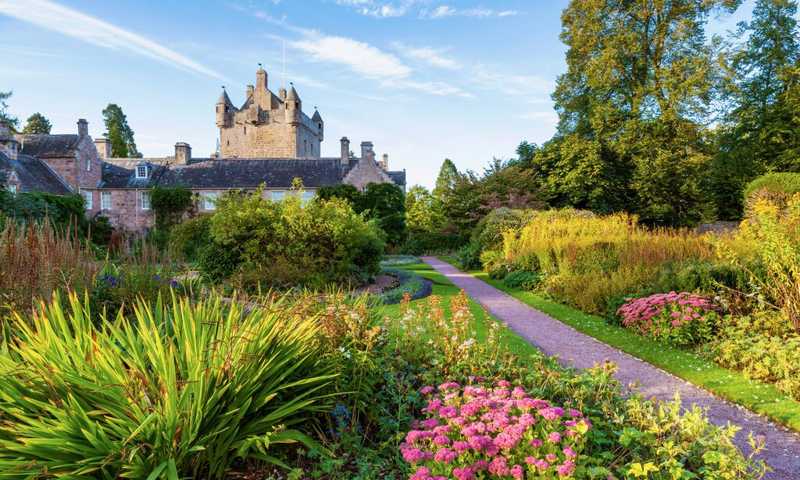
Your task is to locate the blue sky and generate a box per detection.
[0,0,761,188]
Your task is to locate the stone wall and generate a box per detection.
[90,189,155,232]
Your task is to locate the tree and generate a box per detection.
[0,91,18,130]
[361,183,406,245]
[712,0,800,218]
[405,185,445,233]
[433,158,461,204]
[21,112,52,134]
[102,104,141,158]
[539,0,739,226]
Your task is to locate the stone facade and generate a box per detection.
[216,67,324,159]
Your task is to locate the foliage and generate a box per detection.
[0,91,17,130]
[716,194,800,331]
[102,103,140,158]
[709,311,800,400]
[91,256,183,316]
[401,381,590,479]
[502,270,541,291]
[497,209,712,313]
[471,207,536,253]
[169,214,211,262]
[538,0,739,226]
[711,0,800,219]
[454,242,482,271]
[377,268,430,304]
[203,188,384,287]
[617,292,721,346]
[0,221,97,317]
[743,172,800,214]
[21,112,51,134]
[150,186,193,230]
[0,191,87,232]
[405,185,446,234]
[0,292,336,479]
[403,231,467,255]
[318,182,406,246]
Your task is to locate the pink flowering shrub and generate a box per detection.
[401,381,590,479]
[617,292,721,346]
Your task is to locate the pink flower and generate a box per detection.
[488,456,510,476]
[453,467,475,480]
[434,448,458,464]
[510,464,524,479]
[420,386,435,395]
[563,446,577,458]
[548,432,562,443]
[557,460,576,477]
[433,435,450,446]
[530,438,543,448]
[410,466,430,480]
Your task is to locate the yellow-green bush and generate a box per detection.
[498,209,713,312]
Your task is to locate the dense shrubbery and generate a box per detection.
[198,188,384,288]
[318,182,407,246]
[743,172,800,215]
[617,292,721,346]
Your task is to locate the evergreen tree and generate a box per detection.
[539,0,738,226]
[0,91,18,130]
[102,104,141,158]
[712,0,800,218]
[433,158,461,203]
[21,113,52,134]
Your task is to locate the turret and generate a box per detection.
[216,87,233,128]
[340,137,350,164]
[312,108,323,142]
[285,83,301,123]
[256,66,268,92]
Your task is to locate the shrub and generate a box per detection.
[709,311,800,400]
[743,172,800,216]
[169,214,212,262]
[150,186,193,230]
[401,381,590,479]
[503,270,541,290]
[455,241,482,270]
[0,192,87,233]
[470,207,535,253]
[403,230,467,255]
[0,292,336,479]
[204,189,384,288]
[617,292,721,346]
[378,268,431,304]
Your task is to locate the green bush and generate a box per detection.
[169,214,212,262]
[454,241,482,270]
[743,172,800,215]
[470,207,534,252]
[0,192,87,232]
[318,182,407,246]
[402,230,466,255]
[502,270,541,290]
[204,189,384,288]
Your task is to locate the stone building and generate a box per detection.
[0,66,406,232]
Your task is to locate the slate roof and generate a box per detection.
[0,151,71,195]
[387,170,406,187]
[99,157,406,190]
[19,134,81,158]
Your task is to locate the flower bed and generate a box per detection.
[401,381,589,479]
[378,268,433,304]
[617,292,721,346]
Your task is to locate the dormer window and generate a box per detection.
[136,164,149,179]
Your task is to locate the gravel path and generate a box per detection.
[422,256,800,479]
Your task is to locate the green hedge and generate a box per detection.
[744,172,800,214]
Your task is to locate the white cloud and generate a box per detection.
[383,79,473,98]
[289,33,412,79]
[422,5,519,19]
[473,65,554,97]
[392,42,461,70]
[0,0,226,81]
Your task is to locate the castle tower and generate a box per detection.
[217,67,323,159]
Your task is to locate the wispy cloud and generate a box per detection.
[0,0,227,81]
[421,5,519,19]
[333,0,420,18]
[472,65,554,97]
[289,33,412,79]
[392,42,461,70]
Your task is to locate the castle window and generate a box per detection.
[244,126,247,134]
[140,191,151,210]
[202,191,219,211]
[86,157,91,172]
[82,190,93,210]
[136,164,149,179]
[101,191,112,210]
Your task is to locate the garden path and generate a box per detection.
[422,256,800,479]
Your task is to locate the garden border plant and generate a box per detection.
[377,267,433,304]
[468,267,800,432]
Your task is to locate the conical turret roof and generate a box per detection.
[312,109,322,122]
[287,83,300,102]
[217,88,232,105]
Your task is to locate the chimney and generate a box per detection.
[94,138,111,159]
[77,118,88,137]
[175,142,192,165]
[360,141,374,162]
[340,137,350,163]
[381,153,389,170]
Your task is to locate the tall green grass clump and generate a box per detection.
[0,292,336,479]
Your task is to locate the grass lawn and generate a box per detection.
[449,267,800,432]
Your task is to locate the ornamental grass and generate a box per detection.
[0,292,336,479]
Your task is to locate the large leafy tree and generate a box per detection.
[21,113,52,134]
[102,104,141,158]
[405,185,446,233]
[0,91,18,130]
[538,0,739,226]
[712,0,800,218]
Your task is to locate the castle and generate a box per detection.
[0,67,405,232]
